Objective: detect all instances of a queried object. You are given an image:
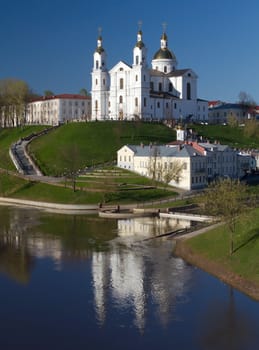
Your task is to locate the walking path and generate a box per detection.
[6,128,201,213]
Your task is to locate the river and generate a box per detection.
[0,206,259,350]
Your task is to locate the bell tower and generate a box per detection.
[91,28,109,120]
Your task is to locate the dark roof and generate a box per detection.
[167,69,190,77]
[209,103,244,110]
[149,68,191,78]
[123,144,204,158]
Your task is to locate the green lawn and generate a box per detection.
[186,208,259,283]
[190,124,259,148]
[28,121,175,176]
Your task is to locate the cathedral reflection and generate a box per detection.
[92,216,192,331]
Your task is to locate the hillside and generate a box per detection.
[28,121,176,176]
[190,124,259,149]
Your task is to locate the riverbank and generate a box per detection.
[173,225,259,301]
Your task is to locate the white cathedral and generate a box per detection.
[91,27,208,123]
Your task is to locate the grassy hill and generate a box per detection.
[0,122,178,204]
[0,125,49,170]
[190,124,259,148]
[28,121,176,176]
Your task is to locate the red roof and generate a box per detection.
[30,94,91,103]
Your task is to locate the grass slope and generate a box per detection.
[191,124,259,148]
[183,208,259,286]
[28,121,175,175]
[0,125,49,170]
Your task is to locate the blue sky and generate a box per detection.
[1,0,258,103]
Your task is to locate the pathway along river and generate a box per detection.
[0,205,259,350]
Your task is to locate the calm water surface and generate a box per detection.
[0,206,259,350]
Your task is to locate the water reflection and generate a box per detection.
[92,216,192,331]
[1,207,259,348]
[0,207,192,332]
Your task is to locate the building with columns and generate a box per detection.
[91,27,208,123]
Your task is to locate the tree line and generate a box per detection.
[0,79,37,127]
[0,78,89,128]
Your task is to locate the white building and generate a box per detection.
[26,94,91,125]
[117,142,253,190]
[91,28,208,123]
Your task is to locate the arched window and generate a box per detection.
[159,82,162,92]
[135,97,138,107]
[136,55,139,65]
[135,75,138,82]
[96,60,99,69]
[164,66,167,73]
[103,78,105,85]
[95,79,98,86]
[187,82,191,100]
[120,78,124,89]
[95,100,98,111]
[119,96,123,104]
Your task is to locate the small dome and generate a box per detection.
[135,41,145,49]
[153,48,175,60]
[95,46,104,54]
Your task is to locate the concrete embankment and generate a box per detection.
[0,197,98,214]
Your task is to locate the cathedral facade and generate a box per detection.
[91,28,208,122]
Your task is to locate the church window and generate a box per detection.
[144,75,146,81]
[159,83,162,92]
[119,96,123,104]
[166,102,169,108]
[150,82,154,91]
[136,55,139,65]
[95,100,98,111]
[144,97,147,107]
[169,83,173,92]
[135,97,138,107]
[187,82,191,100]
[120,78,124,89]
[96,60,99,69]
[108,101,111,107]
[164,66,167,73]
[174,103,177,109]
[135,75,138,82]
[103,78,105,85]
[95,79,98,86]
[157,102,160,108]
[188,73,191,77]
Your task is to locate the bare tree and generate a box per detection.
[161,160,184,187]
[61,144,82,192]
[238,91,256,107]
[147,145,159,184]
[147,146,184,187]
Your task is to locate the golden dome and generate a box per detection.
[153,48,175,60]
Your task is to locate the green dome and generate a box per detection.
[153,48,175,60]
